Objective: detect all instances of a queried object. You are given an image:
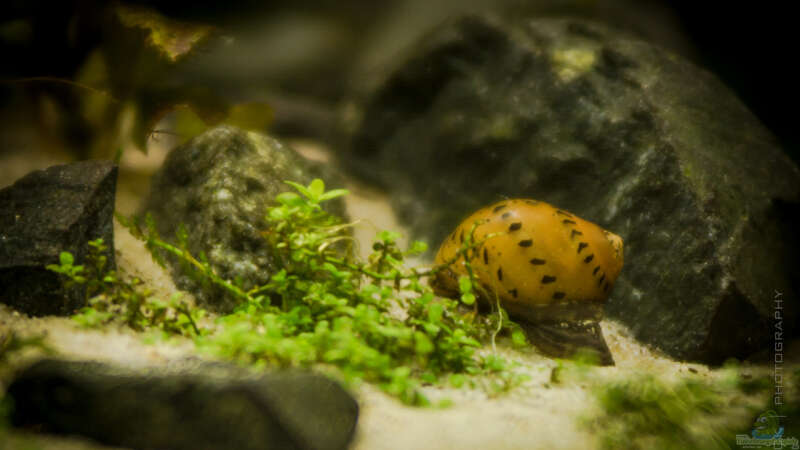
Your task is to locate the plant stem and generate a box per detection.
[145,238,250,302]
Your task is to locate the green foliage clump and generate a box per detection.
[583,364,772,450]
[0,332,51,365]
[48,238,204,336]
[55,179,528,405]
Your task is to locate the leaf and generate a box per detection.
[427,303,444,324]
[422,322,440,335]
[275,192,301,206]
[284,180,313,199]
[318,189,349,202]
[59,252,74,266]
[406,240,428,255]
[511,329,527,347]
[458,276,472,294]
[377,230,401,244]
[168,105,211,145]
[88,238,106,250]
[268,207,288,220]
[116,3,213,62]
[414,331,434,355]
[224,102,274,131]
[132,93,228,152]
[308,179,325,199]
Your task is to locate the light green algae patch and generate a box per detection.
[551,47,597,82]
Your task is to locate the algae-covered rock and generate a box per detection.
[342,15,800,363]
[141,125,345,312]
[0,161,117,316]
[7,358,359,450]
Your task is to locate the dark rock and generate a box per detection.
[0,161,117,316]
[7,358,358,450]
[347,0,696,100]
[140,125,346,313]
[341,16,800,364]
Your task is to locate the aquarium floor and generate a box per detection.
[1,140,792,450]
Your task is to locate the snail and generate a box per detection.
[431,199,624,365]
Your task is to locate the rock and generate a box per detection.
[347,0,696,100]
[341,15,800,364]
[7,358,358,450]
[0,161,117,316]
[140,125,346,313]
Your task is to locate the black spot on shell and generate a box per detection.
[509,288,518,298]
[493,204,507,213]
[556,210,573,217]
[518,239,533,247]
[497,268,503,281]
[541,275,556,284]
[603,281,609,292]
[598,274,605,286]
[577,242,588,253]
[553,292,565,300]
[530,258,546,265]
[570,230,583,239]
[501,212,511,219]
[481,248,488,264]
[459,229,464,244]
[584,254,594,263]
[593,266,600,275]
[562,219,577,225]
[509,222,522,231]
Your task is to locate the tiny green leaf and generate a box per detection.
[511,329,527,347]
[59,252,74,266]
[377,230,401,244]
[407,240,428,255]
[458,276,472,294]
[318,189,349,202]
[427,303,444,324]
[414,331,434,355]
[308,178,325,199]
[275,192,302,205]
[284,180,313,199]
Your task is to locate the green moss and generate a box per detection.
[582,362,780,450]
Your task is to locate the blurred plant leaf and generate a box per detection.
[22,2,272,158]
[115,3,214,62]
[223,102,274,132]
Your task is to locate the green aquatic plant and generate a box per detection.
[53,179,528,405]
[582,363,777,450]
[0,332,52,365]
[47,238,204,336]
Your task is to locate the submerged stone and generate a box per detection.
[342,15,800,363]
[141,125,345,312]
[0,160,117,316]
[7,358,358,450]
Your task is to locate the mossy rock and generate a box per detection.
[141,125,346,312]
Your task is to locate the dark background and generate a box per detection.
[1,0,797,163]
